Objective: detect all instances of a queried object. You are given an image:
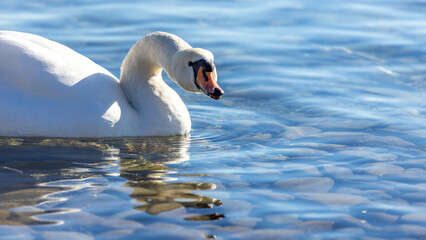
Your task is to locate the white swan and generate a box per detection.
[0,31,223,137]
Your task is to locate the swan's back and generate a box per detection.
[0,31,135,137]
[0,31,116,95]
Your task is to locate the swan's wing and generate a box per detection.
[0,31,118,97]
[0,31,137,137]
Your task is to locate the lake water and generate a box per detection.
[1,0,426,239]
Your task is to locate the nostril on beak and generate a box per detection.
[213,88,224,97]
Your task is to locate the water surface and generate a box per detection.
[0,0,426,239]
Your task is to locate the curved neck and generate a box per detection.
[119,32,191,109]
[117,32,192,136]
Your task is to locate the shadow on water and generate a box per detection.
[0,136,222,226]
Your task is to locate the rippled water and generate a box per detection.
[1,0,426,239]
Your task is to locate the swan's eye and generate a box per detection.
[188,61,193,67]
[203,62,213,72]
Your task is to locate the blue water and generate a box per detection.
[1,0,426,239]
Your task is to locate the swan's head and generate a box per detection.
[171,48,224,100]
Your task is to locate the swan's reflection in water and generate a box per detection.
[119,137,222,215]
[0,136,221,225]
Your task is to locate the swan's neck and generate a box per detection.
[119,32,190,109]
[118,32,192,135]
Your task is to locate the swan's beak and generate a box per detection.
[196,67,224,100]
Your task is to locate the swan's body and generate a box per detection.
[0,31,223,137]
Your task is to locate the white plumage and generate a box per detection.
[0,31,222,137]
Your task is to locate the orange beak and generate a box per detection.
[195,67,224,100]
